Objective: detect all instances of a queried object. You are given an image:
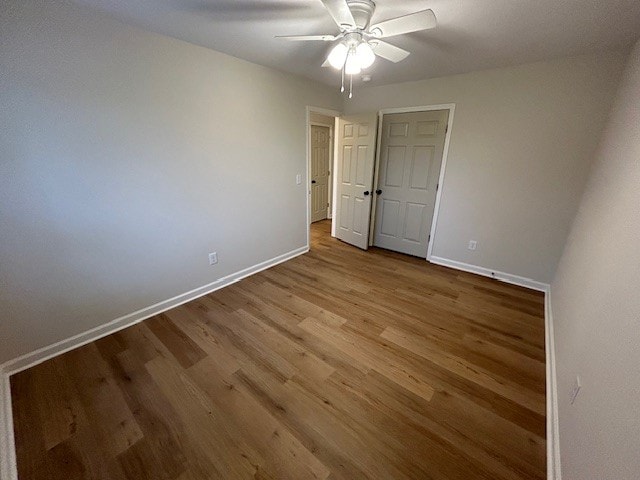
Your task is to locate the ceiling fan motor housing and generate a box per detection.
[346,0,376,30]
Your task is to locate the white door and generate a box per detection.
[335,113,378,250]
[373,110,449,257]
[311,125,331,223]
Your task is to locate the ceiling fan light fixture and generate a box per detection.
[327,42,348,69]
[345,49,362,75]
[355,42,375,68]
[278,0,436,96]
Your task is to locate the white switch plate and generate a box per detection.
[570,375,582,404]
[468,240,477,251]
[296,173,302,185]
[208,252,218,265]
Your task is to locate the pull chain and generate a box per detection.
[341,64,345,93]
[349,74,353,99]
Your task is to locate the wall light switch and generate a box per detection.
[208,252,218,265]
[296,173,302,185]
[468,240,477,251]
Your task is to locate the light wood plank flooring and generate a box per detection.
[11,220,546,479]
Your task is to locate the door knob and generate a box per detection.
[311,180,317,184]
[364,191,370,196]
[376,189,382,195]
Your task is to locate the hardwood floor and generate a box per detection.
[11,220,546,480]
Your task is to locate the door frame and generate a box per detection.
[309,122,334,224]
[369,104,456,261]
[306,106,341,248]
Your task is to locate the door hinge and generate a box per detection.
[436,183,439,191]
[327,202,330,207]
[428,234,431,242]
[445,124,448,134]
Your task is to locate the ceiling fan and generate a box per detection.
[276,0,437,96]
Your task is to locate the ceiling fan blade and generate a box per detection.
[320,0,356,29]
[370,40,410,63]
[369,9,436,38]
[276,34,337,41]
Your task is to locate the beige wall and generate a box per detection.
[344,53,626,283]
[0,1,340,364]
[551,40,640,479]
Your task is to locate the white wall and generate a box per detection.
[0,0,340,364]
[344,53,626,283]
[550,39,640,479]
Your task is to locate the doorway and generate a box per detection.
[310,124,331,223]
[306,107,340,249]
[332,105,455,261]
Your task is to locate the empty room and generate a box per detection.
[1,1,640,479]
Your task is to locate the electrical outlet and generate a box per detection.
[569,375,582,404]
[296,173,302,185]
[208,252,218,266]
[468,240,477,251]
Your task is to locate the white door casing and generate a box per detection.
[335,113,378,250]
[310,125,331,223]
[373,110,449,257]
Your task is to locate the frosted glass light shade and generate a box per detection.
[327,43,348,69]
[355,42,375,69]
[345,50,361,75]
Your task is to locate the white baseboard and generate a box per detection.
[428,256,549,292]
[545,288,562,479]
[1,246,308,376]
[0,245,308,480]
[430,255,560,476]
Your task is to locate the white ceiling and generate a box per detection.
[75,0,640,87]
